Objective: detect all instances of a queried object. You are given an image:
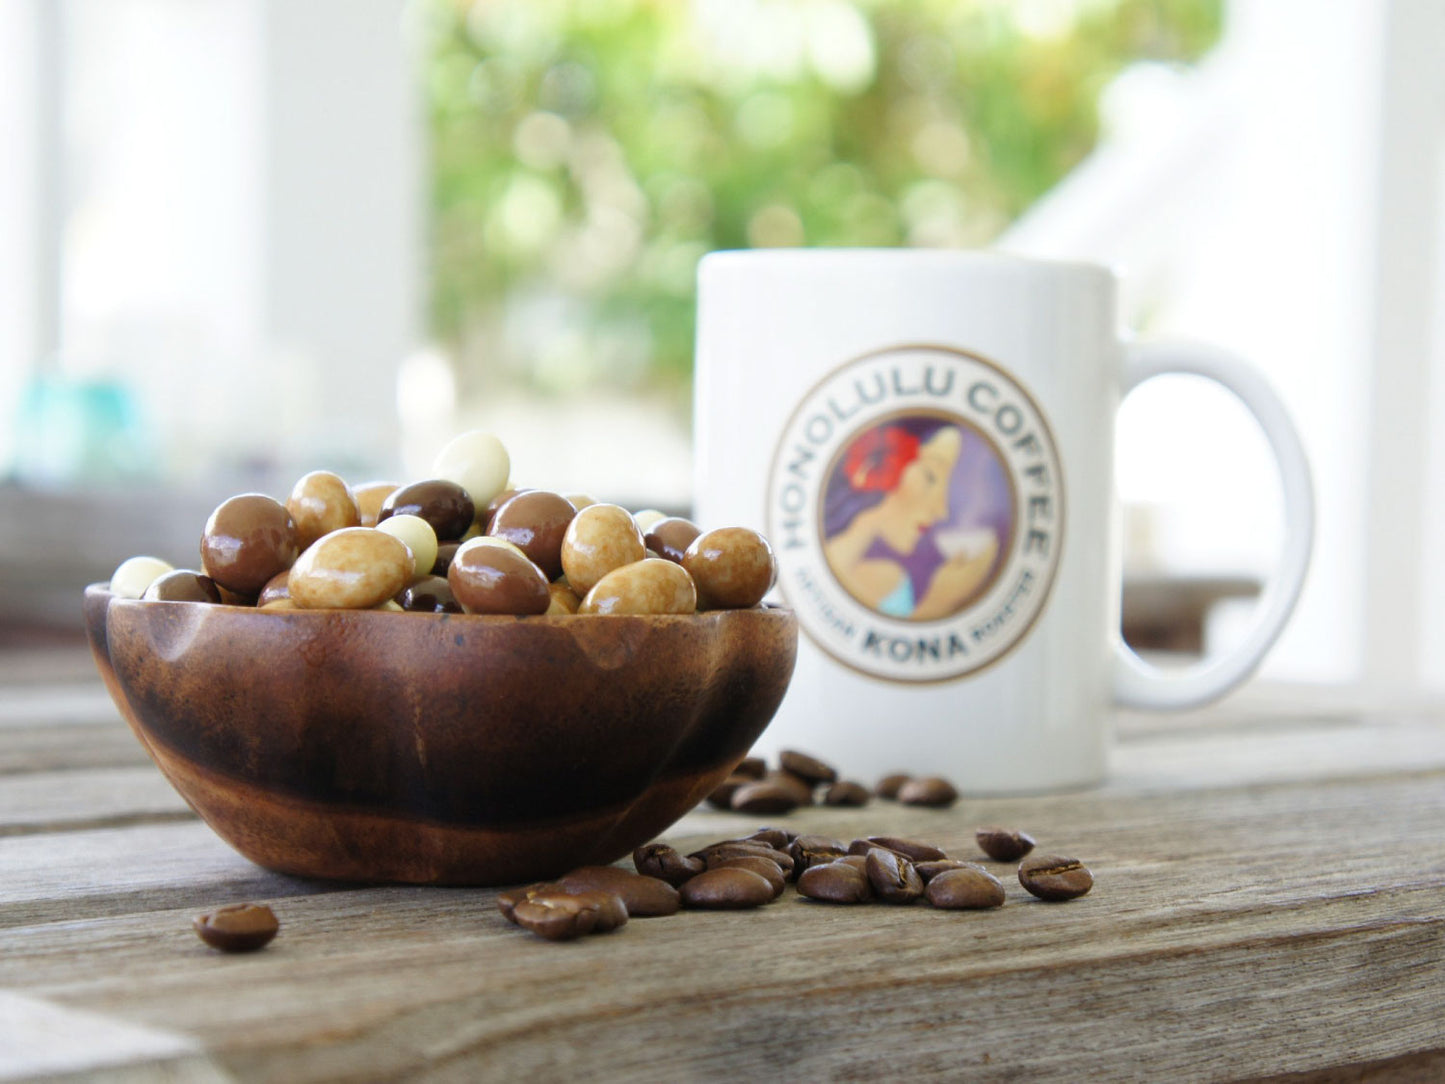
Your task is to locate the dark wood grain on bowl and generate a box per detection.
[84,586,797,884]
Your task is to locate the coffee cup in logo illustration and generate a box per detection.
[820,420,1004,622]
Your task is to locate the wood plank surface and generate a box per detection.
[2,660,1444,1082]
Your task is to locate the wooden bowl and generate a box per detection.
[83,585,797,885]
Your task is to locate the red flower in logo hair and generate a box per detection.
[843,425,920,492]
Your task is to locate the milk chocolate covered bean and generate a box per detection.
[352,481,399,529]
[487,490,576,580]
[109,556,174,599]
[289,528,412,610]
[560,504,646,596]
[258,570,291,609]
[432,430,510,513]
[448,537,550,615]
[579,558,697,616]
[683,527,776,609]
[286,471,360,550]
[201,494,300,597]
[142,570,223,604]
[376,514,438,582]
[379,480,475,542]
[644,517,702,565]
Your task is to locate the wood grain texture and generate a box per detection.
[1,672,1443,1082]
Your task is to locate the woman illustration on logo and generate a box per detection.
[822,418,1003,621]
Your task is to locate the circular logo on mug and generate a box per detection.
[767,344,1065,682]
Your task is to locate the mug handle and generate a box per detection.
[1112,341,1315,710]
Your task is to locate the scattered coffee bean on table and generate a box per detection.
[730,780,801,814]
[914,858,974,882]
[822,781,871,807]
[193,903,279,953]
[512,890,629,941]
[679,868,775,910]
[926,866,1006,910]
[853,836,949,863]
[897,776,959,808]
[975,826,1037,862]
[713,856,787,899]
[1018,855,1094,901]
[787,835,848,878]
[864,848,925,904]
[559,866,681,917]
[875,773,910,799]
[779,750,838,786]
[797,861,873,904]
[742,827,796,849]
[735,756,767,780]
[632,843,705,887]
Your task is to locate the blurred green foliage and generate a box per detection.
[425,0,1223,401]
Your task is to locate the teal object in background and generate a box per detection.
[12,376,155,486]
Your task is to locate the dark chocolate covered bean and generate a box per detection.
[396,575,463,613]
[379,479,476,542]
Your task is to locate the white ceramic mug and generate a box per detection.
[693,250,1313,793]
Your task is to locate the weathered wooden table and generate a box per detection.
[3,643,1443,1082]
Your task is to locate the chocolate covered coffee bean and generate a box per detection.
[683,527,776,610]
[643,517,701,564]
[560,503,647,596]
[289,528,412,610]
[352,481,399,528]
[286,470,360,550]
[546,581,581,615]
[109,556,174,599]
[431,430,511,513]
[379,479,475,542]
[201,494,299,597]
[375,513,439,582]
[447,537,550,615]
[579,558,696,616]
[487,490,576,580]
[396,575,462,614]
[142,570,222,604]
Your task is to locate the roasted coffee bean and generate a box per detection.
[487,490,577,580]
[1018,855,1093,901]
[743,827,796,848]
[876,773,910,799]
[831,854,869,873]
[778,749,837,785]
[142,570,222,604]
[897,776,959,808]
[713,856,786,899]
[797,861,873,904]
[735,756,767,780]
[286,470,360,551]
[497,882,560,923]
[431,541,461,576]
[822,780,871,807]
[201,494,299,597]
[633,843,705,887]
[729,781,800,815]
[447,537,550,615]
[560,866,680,917]
[679,868,774,910]
[976,826,1037,862]
[512,889,628,940]
[644,516,702,565]
[706,774,751,810]
[864,848,925,904]
[396,575,463,614]
[683,527,776,610]
[914,858,975,883]
[289,528,412,610]
[787,834,848,878]
[853,836,949,863]
[193,903,279,953]
[927,865,1006,910]
[764,769,815,806]
[697,843,795,876]
[379,479,476,542]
